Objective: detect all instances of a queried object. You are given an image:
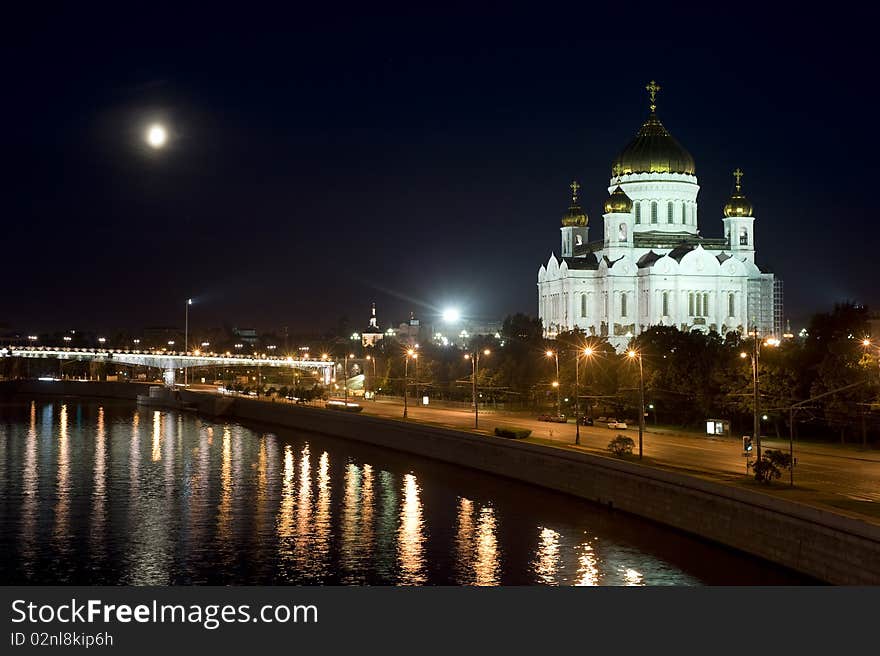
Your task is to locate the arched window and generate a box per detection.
[662,292,669,317]
[618,223,628,241]
[691,205,696,225]
[667,202,674,224]
[703,293,709,317]
[621,292,628,318]
[634,202,641,224]
[739,227,749,246]
[575,234,583,246]
[728,293,735,317]
[688,293,694,316]
[681,202,687,224]
[651,201,658,224]
[581,293,587,318]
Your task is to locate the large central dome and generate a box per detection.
[611,113,696,176]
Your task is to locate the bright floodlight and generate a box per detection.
[146,124,167,148]
[442,308,461,323]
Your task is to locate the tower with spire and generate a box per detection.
[361,302,384,347]
[560,180,589,257]
[722,168,756,263]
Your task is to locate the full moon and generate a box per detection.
[146,124,167,148]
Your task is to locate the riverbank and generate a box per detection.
[3,379,878,584]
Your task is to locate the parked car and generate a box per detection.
[607,419,628,429]
[576,415,594,426]
[537,414,568,423]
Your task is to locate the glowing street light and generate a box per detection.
[146,123,167,148]
[627,349,645,459]
[464,348,491,429]
[546,350,561,417]
[404,348,418,418]
[575,346,594,445]
[442,308,461,323]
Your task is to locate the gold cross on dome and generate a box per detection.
[733,168,744,190]
[646,80,661,113]
[570,180,580,204]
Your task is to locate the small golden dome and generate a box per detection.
[723,168,754,217]
[561,180,588,227]
[604,186,633,214]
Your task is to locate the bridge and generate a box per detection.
[1,346,336,385]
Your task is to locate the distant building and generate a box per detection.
[362,303,384,348]
[233,327,258,345]
[395,312,426,346]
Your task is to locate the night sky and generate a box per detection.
[4,5,878,336]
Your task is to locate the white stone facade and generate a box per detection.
[538,170,776,350]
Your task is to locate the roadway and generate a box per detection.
[350,396,880,522]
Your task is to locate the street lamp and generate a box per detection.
[343,353,355,404]
[627,349,645,459]
[464,348,491,429]
[404,348,418,418]
[575,347,594,445]
[365,354,378,396]
[739,328,779,464]
[546,350,560,416]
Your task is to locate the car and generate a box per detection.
[576,416,594,426]
[607,420,628,429]
[538,414,567,423]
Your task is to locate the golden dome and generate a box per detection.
[612,114,696,176]
[604,186,633,214]
[723,168,754,217]
[561,180,588,226]
[611,81,695,176]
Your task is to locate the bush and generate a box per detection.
[494,427,531,439]
[753,449,793,483]
[608,434,635,458]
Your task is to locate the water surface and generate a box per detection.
[0,399,807,585]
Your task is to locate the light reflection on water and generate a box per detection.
[0,399,808,585]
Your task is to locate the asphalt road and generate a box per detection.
[354,397,880,520]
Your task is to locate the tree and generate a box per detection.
[608,434,634,458]
[752,449,792,483]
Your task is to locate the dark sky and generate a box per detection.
[4,5,878,335]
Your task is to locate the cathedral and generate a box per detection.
[537,81,778,350]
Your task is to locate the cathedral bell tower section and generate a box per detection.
[560,180,589,258]
[603,185,634,260]
[722,168,756,264]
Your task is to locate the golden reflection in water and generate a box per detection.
[91,406,107,556]
[455,498,475,581]
[293,445,312,572]
[533,527,561,585]
[254,436,268,539]
[130,411,140,497]
[454,499,500,586]
[397,473,426,585]
[19,402,38,573]
[575,538,599,586]
[623,568,644,586]
[340,463,362,577]
[313,452,331,571]
[217,427,233,543]
[361,464,374,555]
[53,404,70,544]
[474,506,499,586]
[276,445,296,562]
[151,411,161,462]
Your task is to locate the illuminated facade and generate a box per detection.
[538,81,778,350]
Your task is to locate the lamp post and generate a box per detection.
[366,354,378,396]
[184,298,192,387]
[404,348,417,418]
[627,349,645,459]
[740,330,779,465]
[575,346,594,445]
[341,353,355,404]
[546,350,560,416]
[465,348,491,429]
